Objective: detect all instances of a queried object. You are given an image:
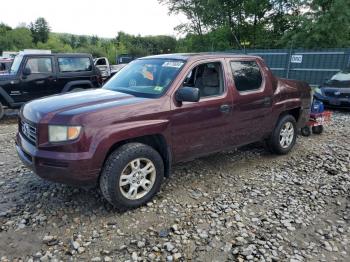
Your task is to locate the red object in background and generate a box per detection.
[307,111,332,127]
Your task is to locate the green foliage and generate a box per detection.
[162,0,350,50]
[36,34,73,53]
[116,32,177,56]
[2,2,349,62]
[29,17,50,44]
[0,25,33,52]
[0,18,177,63]
[281,0,350,48]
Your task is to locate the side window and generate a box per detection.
[183,62,224,98]
[25,58,52,74]
[58,57,92,72]
[230,61,262,92]
[95,58,106,66]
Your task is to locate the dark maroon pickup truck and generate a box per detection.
[16,53,311,209]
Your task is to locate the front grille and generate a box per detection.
[325,91,350,98]
[21,120,37,144]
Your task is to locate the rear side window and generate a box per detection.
[58,57,92,72]
[95,58,107,66]
[25,58,52,73]
[230,61,262,92]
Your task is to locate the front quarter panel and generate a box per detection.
[79,97,172,173]
[90,119,170,172]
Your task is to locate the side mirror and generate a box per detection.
[22,67,31,76]
[175,86,200,103]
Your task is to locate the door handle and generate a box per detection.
[48,76,56,82]
[220,104,231,113]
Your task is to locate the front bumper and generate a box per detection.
[16,132,100,186]
[315,94,350,108]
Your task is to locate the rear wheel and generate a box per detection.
[100,143,164,210]
[312,125,323,135]
[268,115,297,155]
[0,102,4,121]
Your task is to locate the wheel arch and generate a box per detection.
[0,87,14,107]
[278,106,310,129]
[101,134,172,179]
[62,80,95,92]
[280,107,301,122]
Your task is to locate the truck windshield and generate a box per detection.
[103,59,185,97]
[9,55,23,74]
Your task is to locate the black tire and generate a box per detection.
[301,126,311,137]
[268,114,297,155]
[0,102,4,121]
[312,125,323,135]
[100,143,164,210]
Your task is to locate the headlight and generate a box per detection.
[48,125,82,142]
[314,87,323,95]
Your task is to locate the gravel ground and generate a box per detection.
[0,111,349,262]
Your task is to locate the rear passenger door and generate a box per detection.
[54,56,94,93]
[226,58,273,146]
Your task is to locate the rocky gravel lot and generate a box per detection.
[0,111,349,262]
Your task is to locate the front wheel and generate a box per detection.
[100,143,164,210]
[268,115,297,155]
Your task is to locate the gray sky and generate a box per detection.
[1,0,186,38]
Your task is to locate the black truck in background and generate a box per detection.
[0,53,102,120]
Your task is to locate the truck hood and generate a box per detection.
[22,89,148,123]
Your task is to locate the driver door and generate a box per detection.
[20,56,56,101]
[170,59,234,162]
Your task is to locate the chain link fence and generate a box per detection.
[229,48,350,86]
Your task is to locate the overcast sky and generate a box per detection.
[1,0,186,38]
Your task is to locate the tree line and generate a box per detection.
[0,18,177,63]
[1,1,349,63]
[161,0,350,51]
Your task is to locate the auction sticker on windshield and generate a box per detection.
[162,61,184,68]
[154,86,164,92]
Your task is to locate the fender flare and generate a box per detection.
[0,86,15,107]
[91,120,172,177]
[62,80,94,93]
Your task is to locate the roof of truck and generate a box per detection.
[142,52,260,61]
[19,53,93,57]
[0,58,13,62]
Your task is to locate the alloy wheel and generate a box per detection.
[119,158,156,200]
[279,122,294,149]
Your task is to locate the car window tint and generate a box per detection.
[230,61,262,92]
[25,58,52,73]
[184,62,224,98]
[96,59,106,66]
[58,57,92,72]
